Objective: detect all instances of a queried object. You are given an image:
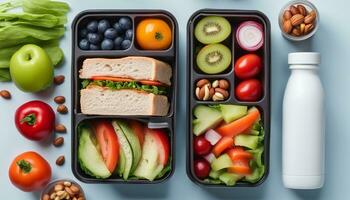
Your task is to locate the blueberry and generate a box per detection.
[118,17,132,30]
[98,19,111,33]
[124,29,133,40]
[121,40,131,50]
[89,43,100,50]
[101,39,114,50]
[113,22,123,35]
[86,20,98,33]
[114,37,123,50]
[104,28,117,39]
[79,28,88,38]
[79,39,90,50]
[87,33,101,45]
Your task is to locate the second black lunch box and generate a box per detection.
[71,10,178,184]
[186,9,271,187]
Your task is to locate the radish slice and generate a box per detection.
[236,21,264,51]
[204,129,222,145]
[204,153,216,163]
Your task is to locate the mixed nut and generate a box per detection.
[42,181,84,200]
[195,79,229,101]
[282,4,317,37]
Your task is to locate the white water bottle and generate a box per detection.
[282,52,324,189]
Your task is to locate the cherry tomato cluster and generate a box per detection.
[234,54,263,102]
[193,136,212,178]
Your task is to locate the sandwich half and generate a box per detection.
[79,56,172,116]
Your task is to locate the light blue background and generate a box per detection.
[0,0,348,199]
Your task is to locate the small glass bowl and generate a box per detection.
[40,179,85,200]
[278,0,319,41]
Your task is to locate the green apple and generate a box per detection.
[10,44,53,92]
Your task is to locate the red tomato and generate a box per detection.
[234,54,262,79]
[15,100,55,141]
[193,136,212,156]
[194,159,211,179]
[235,79,263,101]
[9,151,51,192]
[149,128,170,165]
[92,120,119,173]
[227,158,252,175]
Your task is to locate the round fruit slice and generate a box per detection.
[195,16,231,44]
[196,44,232,74]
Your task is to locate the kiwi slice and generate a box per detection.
[196,44,231,74]
[195,16,231,44]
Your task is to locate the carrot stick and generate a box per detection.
[212,137,234,157]
[215,107,260,138]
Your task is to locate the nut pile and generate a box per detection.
[42,181,84,200]
[195,79,229,101]
[282,4,317,36]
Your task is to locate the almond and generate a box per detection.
[290,5,299,15]
[283,20,293,33]
[300,23,306,34]
[304,10,316,24]
[196,87,205,100]
[218,79,229,89]
[209,87,215,97]
[196,79,210,87]
[54,96,65,104]
[214,88,229,99]
[283,10,292,20]
[55,124,67,133]
[297,5,307,16]
[57,105,68,114]
[53,137,64,147]
[54,75,65,85]
[290,14,304,26]
[304,24,314,34]
[56,155,65,166]
[0,90,11,99]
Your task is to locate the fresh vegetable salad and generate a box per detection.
[188,10,270,187]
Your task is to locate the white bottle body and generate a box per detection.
[282,65,325,189]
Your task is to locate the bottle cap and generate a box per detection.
[288,52,320,65]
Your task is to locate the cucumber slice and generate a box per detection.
[116,148,126,177]
[78,125,111,179]
[245,165,265,183]
[234,135,259,149]
[219,104,247,123]
[211,154,233,171]
[193,105,223,136]
[209,169,224,179]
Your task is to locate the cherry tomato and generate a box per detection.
[235,79,263,101]
[234,54,262,79]
[193,136,212,156]
[9,151,52,192]
[194,159,211,179]
[15,100,55,141]
[92,120,120,173]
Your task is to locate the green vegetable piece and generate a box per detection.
[209,169,224,179]
[245,165,265,183]
[0,0,21,13]
[219,104,248,123]
[23,0,69,16]
[116,148,126,177]
[193,105,223,136]
[0,13,66,28]
[248,146,264,167]
[234,135,259,149]
[0,68,11,82]
[211,154,233,171]
[219,173,242,186]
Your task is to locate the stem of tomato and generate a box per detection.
[155,32,163,41]
[17,160,32,173]
[20,113,36,126]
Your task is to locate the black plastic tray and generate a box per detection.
[71,9,178,184]
[186,9,271,187]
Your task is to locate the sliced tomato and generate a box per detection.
[212,137,234,157]
[148,128,170,165]
[227,159,251,175]
[91,76,166,86]
[227,147,253,161]
[129,120,145,146]
[92,120,119,173]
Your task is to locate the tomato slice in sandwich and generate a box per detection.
[129,120,145,146]
[92,120,119,173]
[91,76,165,87]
